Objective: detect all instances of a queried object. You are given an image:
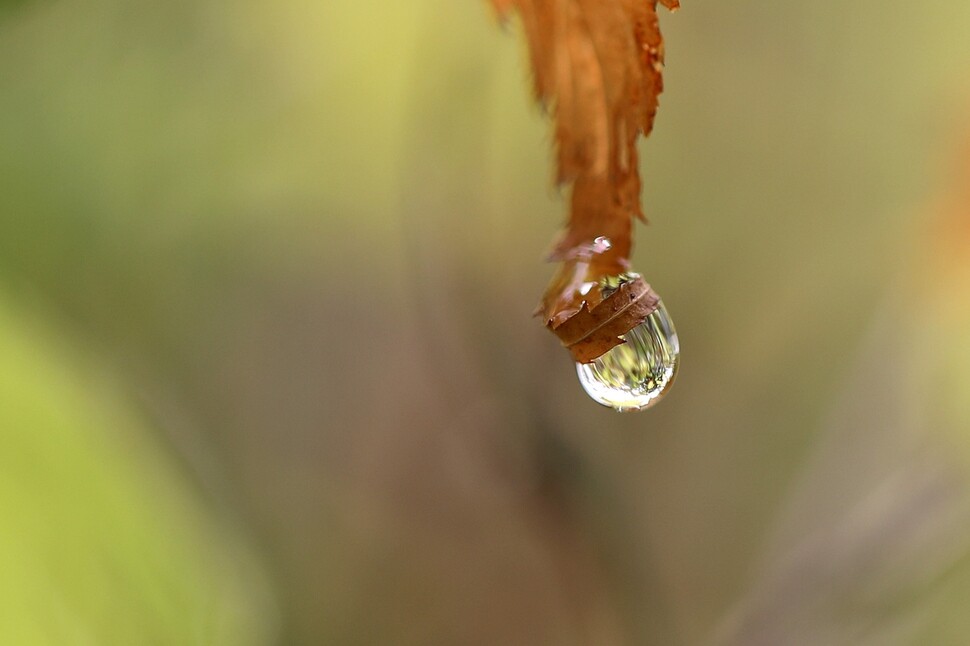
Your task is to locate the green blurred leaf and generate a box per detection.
[0,292,272,645]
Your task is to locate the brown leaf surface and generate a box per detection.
[491,0,678,356]
[552,275,661,362]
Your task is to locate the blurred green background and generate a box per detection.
[2,0,970,644]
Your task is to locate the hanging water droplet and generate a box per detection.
[576,299,679,412]
[592,236,613,252]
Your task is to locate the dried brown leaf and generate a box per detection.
[551,275,661,362]
[491,0,678,355]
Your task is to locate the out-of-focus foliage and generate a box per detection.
[2,0,970,644]
[0,292,271,644]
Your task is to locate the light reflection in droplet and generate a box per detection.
[575,299,679,412]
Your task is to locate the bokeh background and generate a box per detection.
[2,0,970,644]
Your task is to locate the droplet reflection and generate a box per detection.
[576,299,679,411]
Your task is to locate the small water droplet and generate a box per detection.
[592,236,613,252]
[576,299,679,412]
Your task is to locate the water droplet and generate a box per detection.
[576,299,679,412]
[592,236,613,252]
